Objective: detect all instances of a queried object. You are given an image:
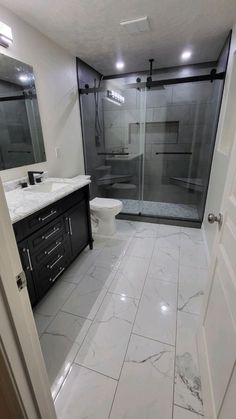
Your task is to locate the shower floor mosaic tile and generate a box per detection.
[34,220,208,418]
[120,199,199,220]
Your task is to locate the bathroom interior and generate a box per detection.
[1,2,236,419]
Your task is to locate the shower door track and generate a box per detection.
[117,212,202,228]
[79,70,226,94]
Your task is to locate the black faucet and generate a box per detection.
[28,171,44,185]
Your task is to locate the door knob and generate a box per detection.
[208,213,223,228]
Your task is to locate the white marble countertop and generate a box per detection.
[4,176,91,224]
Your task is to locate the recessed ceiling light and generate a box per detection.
[19,74,29,82]
[116,61,124,70]
[181,50,192,61]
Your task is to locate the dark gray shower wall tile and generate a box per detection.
[190,102,214,125]
[103,110,123,128]
[146,86,172,108]
[172,82,213,104]
[153,104,192,125]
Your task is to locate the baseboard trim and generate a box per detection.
[197,326,216,419]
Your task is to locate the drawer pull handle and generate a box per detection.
[68,217,73,236]
[38,210,57,222]
[24,248,33,271]
[45,241,61,255]
[47,254,63,270]
[42,227,60,240]
[50,267,65,283]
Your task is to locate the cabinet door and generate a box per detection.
[18,241,37,307]
[66,200,89,258]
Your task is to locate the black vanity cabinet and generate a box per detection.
[65,200,89,258]
[18,240,37,306]
[13,185,93,306]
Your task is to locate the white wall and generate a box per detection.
[203,25,236,257]
[0,4,84,182]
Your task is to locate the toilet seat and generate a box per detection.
[90,197,122,209]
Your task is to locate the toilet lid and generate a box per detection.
[90,197,122,209]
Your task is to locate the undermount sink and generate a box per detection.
[26,181,70,193]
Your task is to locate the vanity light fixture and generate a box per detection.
[106,90,125,106]
[0,21,13,48]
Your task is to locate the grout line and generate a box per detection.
[107,232,157,419]
[73,362,119,382]
[171,234,181,419]
[174,403,203,417]
[131,332,175,348]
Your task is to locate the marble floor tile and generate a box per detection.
[178,274,207,315]
[62,246,101,284]
[55,364,117,419]
[156,224,181,249]
[126,236,155,259]
[34,312,54,337]
[94,238,129,270]
[134,221,159,238]
[109,334,175,419]
[179,265,208,284]
[180,241,207,269]
[173,404,200,418]
[115,219,137,238]
[40,311,91,399]
[62,271,108,320]
[133,276,177,345]
[35,280,76,317]
[109,255,149,299]
[47,310,92,347]
[75,292,138,379]
[40,333,79,399]
[174,311,203,416]
[148,246,179,283]
[180,227,204,245]
[85,263,117,289]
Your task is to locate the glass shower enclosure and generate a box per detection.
[78,35,230,226]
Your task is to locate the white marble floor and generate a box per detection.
[34,220,208,418]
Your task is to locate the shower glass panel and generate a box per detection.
[80,82,146,214]
[141,79,222,221]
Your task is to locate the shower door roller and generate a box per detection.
[208,212,223,228]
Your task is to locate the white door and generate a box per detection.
[198,134,236,417]
[0,178,56,419]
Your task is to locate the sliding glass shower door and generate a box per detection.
[80,65,226,225]
[141,78,224,222]
[80,81,147,215]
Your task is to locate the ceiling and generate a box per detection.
[2,0,236,75]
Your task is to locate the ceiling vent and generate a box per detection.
[120,16,150,34]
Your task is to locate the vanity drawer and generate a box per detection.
[25,202,62,236]
[33,230,69,265]
[35,244,71,298]
[28,216,65,254]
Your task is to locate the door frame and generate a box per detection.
[0,177,56,419]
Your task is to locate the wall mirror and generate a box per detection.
[0,54,46,170]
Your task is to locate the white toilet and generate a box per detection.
[90,197,123,236]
